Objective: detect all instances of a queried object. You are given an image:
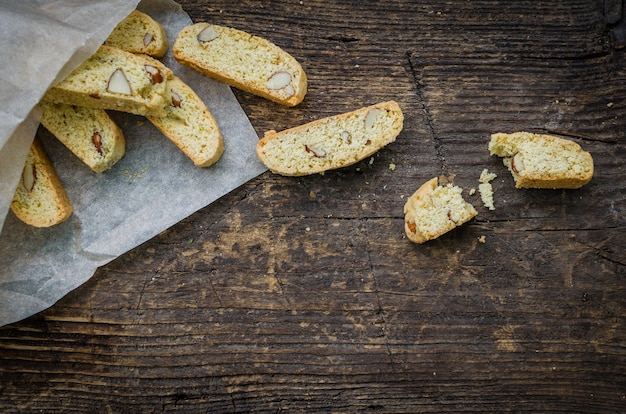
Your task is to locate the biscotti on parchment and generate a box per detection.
[11,138,73,228]
[489,131,594,189]
[39,101,125,173]
[404,177,477,244]
[256,101,403,176]
[147,76,224,167]
[104,10,168,58]
[173,23,307,107]
[43,45,172,117]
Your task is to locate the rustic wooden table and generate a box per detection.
[2,0,625,412]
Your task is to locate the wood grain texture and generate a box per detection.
[1,0,625,412]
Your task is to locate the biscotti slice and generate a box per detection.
[146,76,224,167]
[39,102,125,173]
[173,23,307,107]
[43,45,172,117]
[404,177,477,244]
[256,101,403,176]
[104,10,168,58]
[489,131,594,189]
[11,138,73,228]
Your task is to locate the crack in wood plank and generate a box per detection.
[406,52,449,174]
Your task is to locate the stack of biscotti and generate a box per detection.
[13,10,230,228]
[41,9,225,171]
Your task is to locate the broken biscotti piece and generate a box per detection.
[489,132,594,189]
[404,177,477,244]
[256,101,404,176]
[43,45,172,117]
[146,76,224,168]
[104,10,168,58]
[11,138,73,228]
[39,102,125,173]
[173,23,307,107]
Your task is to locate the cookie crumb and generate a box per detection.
[478,235,486,243]
[479,168,497,184]
[478,168,497,210]
[469,188,476,196]
[389,163,396,170]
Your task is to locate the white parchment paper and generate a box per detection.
[0,0,267,326]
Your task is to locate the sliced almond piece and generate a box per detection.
[144,65,164,84]
[107,68,131,95]
[92,131,104,156]
[22,163,36,193]
[267,71,292,90]
[143,32,153,47]
[283,85,295,97]
[340,130,352,144]
[305,144,326,158]
[171,90,183,108]
[511,153,525,173]
[197,26,219,42]
[365,109,381,129]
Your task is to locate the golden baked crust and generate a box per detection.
[11,138,73,227]
[174,23,307,107]
[147,76,224,168]
[256,101,404,176]
[489,132,594,189]
[404,177,477,244]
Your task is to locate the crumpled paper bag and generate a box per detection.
[0,0,267,326]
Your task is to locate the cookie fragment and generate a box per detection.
[404,177,477,244]
[489,132,593,189]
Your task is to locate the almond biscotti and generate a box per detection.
[104,10,168,58]
[43,45,172,117]
[146,76,224,168]
[11,138,73,228]
[173,23,307,107]
[404,177,477,244]
[256,101,403,176]
[39,102,125,173]
[489,131,594,189]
